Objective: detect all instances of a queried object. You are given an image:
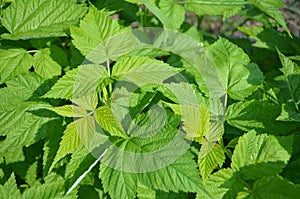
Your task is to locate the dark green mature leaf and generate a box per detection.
[243,176,300,199]
[196,168,243,199]
[194,38,264,100]
[238,26,300,54]
[0,73,53,163]
[21,177,66,199]
[2,0,87,40]
[231,131,292,179]
[275,51,300,111]
[0,48,33,83]
[226,100,298,134]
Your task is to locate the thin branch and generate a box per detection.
[66,148,108,195]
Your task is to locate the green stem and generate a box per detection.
[27,50,38,53]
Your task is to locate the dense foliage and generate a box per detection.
[0,0,300,198]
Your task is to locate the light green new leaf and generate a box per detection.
[245,176,300,199]
[71,5,138,63]
[159,0,185,30]
[249,0,289,34]
[0,173,21,199]
[194,38,264,100]
[51,121,82,171]
[44,64,107,100]
[159,82,206,139]
[95,105,127,138]
[185,0,248,16]
[112,56,179,85]
[33,48,62,78]
[198,143,225,180]
[231,131,292,179]
[0,48,33,83]
[2,0,87,40]
[226,100,299,134]
[48,105,87,118]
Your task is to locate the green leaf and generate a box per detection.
[159,0,185,30]
[95,105,128,138]
[33,48,62,78]
[112,56,179,85]
[197,168,243,199]
[226,100,298,134]
[185,0,248,16]
[51,121,82,171]
[2,0,87,40]
[160,83,207,139]
[48,105,87,118]
[249,0,289,34]
[238,26,300,54]
[245,176,300,199]
[44,64,107,100]
[140,0,174,29]
[71,5,138,63]
[0,73,53,163]
[99,164,138,199]
[277,104,300,122]
[21,179,66,199]
[194,38,264,100]
[198,143,225,180]
[231,131,292,179]
[141,152,204,193]
[0,173,21,199]
[0,48,33,83]
[276,51,300,111]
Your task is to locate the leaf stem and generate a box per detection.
[66,148,108,195]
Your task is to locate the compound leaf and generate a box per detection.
[194,38,264,100]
